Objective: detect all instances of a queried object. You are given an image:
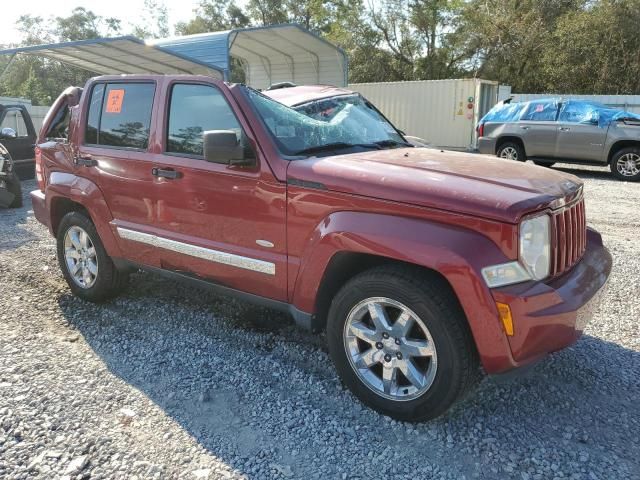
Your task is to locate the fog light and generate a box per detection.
[496,302,514,336]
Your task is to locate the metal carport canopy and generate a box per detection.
[0,36,224,78]
[152,24,349,89]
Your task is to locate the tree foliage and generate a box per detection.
[2,0,640,105]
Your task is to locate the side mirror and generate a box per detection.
[0,127,17,139]
[203,130,254,166]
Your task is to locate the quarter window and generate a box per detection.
[166,84,243,157]
[85,82,155,149]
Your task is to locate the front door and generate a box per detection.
[143,82,288,301]
[517,100,560,158]
[0,106,36,163]
[555,101,607,162]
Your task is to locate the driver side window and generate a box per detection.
[166,83,251,159]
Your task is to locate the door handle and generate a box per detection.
[75,154,97,167]
[151,167,182,179]
[559,127,571,131]
[520,126,530,130]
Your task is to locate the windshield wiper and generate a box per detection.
[374,139,411,148]
[294,142,381,156]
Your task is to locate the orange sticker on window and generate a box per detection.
[106,89,125,113]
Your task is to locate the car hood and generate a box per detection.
[286,148,583,223]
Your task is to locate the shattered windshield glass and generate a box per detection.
[244,88,408,156]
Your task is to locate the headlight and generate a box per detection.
[482,214,551,287]
[519,214,550,280]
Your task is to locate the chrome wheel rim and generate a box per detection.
[499,146,518,160]
[616,153,640,177]
[63,226,98,289]
[343,297,438,401]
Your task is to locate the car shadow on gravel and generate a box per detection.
[550,164,614,181]
[53,270,640,479]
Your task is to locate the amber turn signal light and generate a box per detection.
[496,302,514,336]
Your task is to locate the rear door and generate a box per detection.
[555,101,607,162]
[75,80,161,267]
[517,100,560,157]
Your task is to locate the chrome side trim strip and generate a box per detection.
[116,227,276,276]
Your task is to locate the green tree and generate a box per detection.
[132,0,171,39]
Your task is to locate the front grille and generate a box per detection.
[550,197,587,276]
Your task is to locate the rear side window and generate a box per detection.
[166,83,242,156]
[85,82,155,149]
[521,100,559,122]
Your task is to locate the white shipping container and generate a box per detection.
[348,79,499,150]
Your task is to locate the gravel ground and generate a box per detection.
[0,164,638,480]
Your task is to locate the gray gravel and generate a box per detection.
[0,164,638,480]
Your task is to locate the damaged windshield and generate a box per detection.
[244,88,408,156]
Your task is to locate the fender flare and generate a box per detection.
[45,172,122,258]
[292,211,517,373]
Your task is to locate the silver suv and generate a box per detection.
[477,98,640,181]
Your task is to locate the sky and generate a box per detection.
[0,0,203,45]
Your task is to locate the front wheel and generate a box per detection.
[610,147,640,181]
[497,142,526,162]
[57,211,128,302]
[327,266,480,422]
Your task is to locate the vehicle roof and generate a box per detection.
[262,85,355,106]
[87,74,228,83]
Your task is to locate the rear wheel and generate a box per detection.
[327,266,480,422]
[57,211,128,302]
[610,147,640,181]
[497,142,526,162]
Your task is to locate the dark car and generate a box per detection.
[0,131,23,209]
[0,104,38,178]
[477,98,640,181]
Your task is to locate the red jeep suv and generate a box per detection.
[31,76,612,421]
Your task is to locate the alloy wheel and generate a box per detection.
[616,153,640,177]
[63,225,99,289]
[343,297,438,401]
[499,146,518,160]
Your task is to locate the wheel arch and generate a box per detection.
[495,136,526,156]
[292,211,517,373]
[607,140,640,164]
[45,173,122,258]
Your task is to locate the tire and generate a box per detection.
[56,211,128,302]
[497,141,526,162]
[533,161,555,168]
[327,266,481,422]
[6,172,23,208]
[610,147,640,181]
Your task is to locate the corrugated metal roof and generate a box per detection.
[152,31,232,74]
[0,36,224,78]
[154,24,348,88]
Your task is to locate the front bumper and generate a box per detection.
[491,228,612,368]
[477,137,496,155]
